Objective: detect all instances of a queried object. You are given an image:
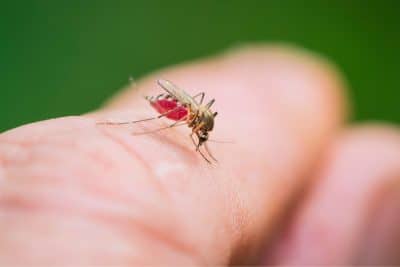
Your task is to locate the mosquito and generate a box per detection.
[98,79,218,163]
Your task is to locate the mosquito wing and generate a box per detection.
[157,79,198,107]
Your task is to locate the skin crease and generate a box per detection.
[0,45,399,265]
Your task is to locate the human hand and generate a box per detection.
[1,45,399,265]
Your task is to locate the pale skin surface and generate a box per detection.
[1,45,399,265]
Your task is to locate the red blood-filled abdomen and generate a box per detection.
[150,99,188,121]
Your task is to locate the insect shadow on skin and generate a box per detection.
[97,79,220,164]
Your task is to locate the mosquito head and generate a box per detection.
[198,131,209,146]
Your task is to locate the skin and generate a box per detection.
[0,45,399,265]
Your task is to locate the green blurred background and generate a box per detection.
[1,1,399,132]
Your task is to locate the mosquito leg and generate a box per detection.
[132,113,189,135]
[195,133,202,151]
[205,99,215,109]
[187,109,199,127]
[192,121,204,133]
[189,132,198,147]
[192,92,205,104]
[190,122,205,152]
[132,119,187,135]
[198,149,211,164]
[97,106,183,125]
[204,142,218,162]
[189,133,211,163]
[190,133,201,152]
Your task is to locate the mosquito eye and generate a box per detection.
[213,112,218,117]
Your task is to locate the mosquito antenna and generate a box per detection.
[207,139,235,144]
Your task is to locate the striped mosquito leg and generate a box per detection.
[131,114,188,135]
